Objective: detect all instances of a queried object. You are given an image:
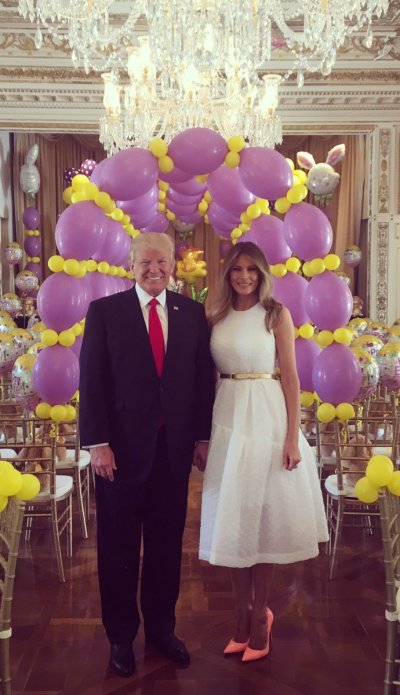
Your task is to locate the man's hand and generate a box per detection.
[193,441,209,472]
[90,445,117,481]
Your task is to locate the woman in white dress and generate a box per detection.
[199,241,328,662]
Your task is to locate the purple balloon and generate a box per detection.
[312,343,361,405]
[25,262,42,282]
[24,236,41,257]
[167,189,201,206]
[207,201,240,232]
[273,273,310,326]
[55,201,107,260]
[283,203,333,261]
[295,337,321,392]
[118,185,159,216]
[245,215,291,265]
[92,218,126,265]
[172,178,207,195]
[37,273,90,331]
[141,212,169,233]
[130,205,159,228]
[32,345,79,405]
[159,166,193,184]
[208,165,255,215]
[122,277,134,290]
[89,158,107,186]
[70,334,83,360]
[173,211,202,225]
[305,271,353,330]
[219,239,233,258]
[22,207,40,230]
[239,148,293,200]
[88,273,119,300]
[169,127,228,176]
[167,200,198,218]
[80,158,97,177]
[100,148,158,201]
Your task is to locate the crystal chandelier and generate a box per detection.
[18,0,389,153]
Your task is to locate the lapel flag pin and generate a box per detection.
[173,306,179,311]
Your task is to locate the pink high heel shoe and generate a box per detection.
[242,607,274,663]
[223,639,249,655]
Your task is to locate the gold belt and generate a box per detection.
[219,373,279,380]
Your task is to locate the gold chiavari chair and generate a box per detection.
[0,416,73,583]
[0,498,25,695]
[378,489,400,695]
[325,411,399,579]
[55,414,91,539]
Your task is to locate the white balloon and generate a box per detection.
[19,144,41,196]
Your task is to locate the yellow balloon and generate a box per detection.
[354,476,379,504]
[299,323,314,339]
[158,180,169,192]
[257,199,270,214]
[225,151,240,168]
[324,253,341,271]
[16,474,40,501]
[86,259,98,272]
[231,228,242,240]
[247,204,261,220]
[64,259,80,276]
[387,471,400,496]
[285,257,301,273]
[293,327,299,339]
[71,192,88,204]
[317,402,336,423]
[149,138,168,158]
[239,223,250,233]
[0,468,22,497]
[293,169,307,184]
[35,402,52,419]
[286,185,304,204]
[48,255,65,273]
[59,330,76,347]
[157,202,166,212]
[316,330,334,347]
[71,174,90,191]
[286,158,295,171]
[300,391,315,407]
[50,405,67,422]
[333,328,352,345]
[41,329,58,347]
[335,402,355,421]
[95,191,111,209]
[228,135,245,152]
[309,258,326,275]
[166,210,176,221]
[158,156,174,173]
[62,187,73,205]
[366,455,394,487]
[65,404,77,421]
[111,208,124,221]
[98,261,110,274]
[275,198,291,215]
[302,261,312,277]
[0,461,15,473]
[271,264,287,278]
[198,200,208,213]
[0,496,8,512]
[158,190,167,201]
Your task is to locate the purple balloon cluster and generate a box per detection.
[21,207,42,287]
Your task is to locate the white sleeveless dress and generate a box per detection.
[199,303,328,568]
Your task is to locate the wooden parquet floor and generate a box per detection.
[9,469,386,695]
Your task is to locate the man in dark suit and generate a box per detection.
[79,232,214,677]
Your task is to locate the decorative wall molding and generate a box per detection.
[376,221,389,323]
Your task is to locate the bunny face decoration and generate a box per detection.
[297,144,345,205]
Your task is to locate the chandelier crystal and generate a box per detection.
[18,0,389,153]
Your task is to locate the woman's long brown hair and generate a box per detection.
[209,241,282,331]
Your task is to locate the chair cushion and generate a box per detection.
[33,475,73,502]
[324,474,358,498]
[56,449,91,469]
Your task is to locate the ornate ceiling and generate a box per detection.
[1,0,400,134]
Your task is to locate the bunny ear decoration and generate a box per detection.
[296,151,316,170]
[326,144,346,167]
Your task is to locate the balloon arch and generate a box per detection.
[30,127,362,423]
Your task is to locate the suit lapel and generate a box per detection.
[123,288,159,378]
[164,291,183,376]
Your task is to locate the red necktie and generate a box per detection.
[148,298,165,377]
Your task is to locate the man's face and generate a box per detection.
[132,247,175,297]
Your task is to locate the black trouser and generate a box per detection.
[95,428,189,644]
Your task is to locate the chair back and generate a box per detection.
[0,498,25,633]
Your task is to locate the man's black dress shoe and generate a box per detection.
[110,643,136,677]
[147,633,190,665]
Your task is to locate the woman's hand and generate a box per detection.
[283,440,301,471]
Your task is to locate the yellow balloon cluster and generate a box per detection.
[274,164,308,214]
[0,460,40,511]
[355,455,398,504]
[302,254,341,278]
[224,135,246,169]
[48,255,129,279]
[231,199,270,242]
[149,138,174,174]
[315,327,353,348]
[25,228,41,237]
[316,402,355,423]
[35,401,77,422]
[26,256,41,263]
[40,322,83,348]
[270,256,302,278]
